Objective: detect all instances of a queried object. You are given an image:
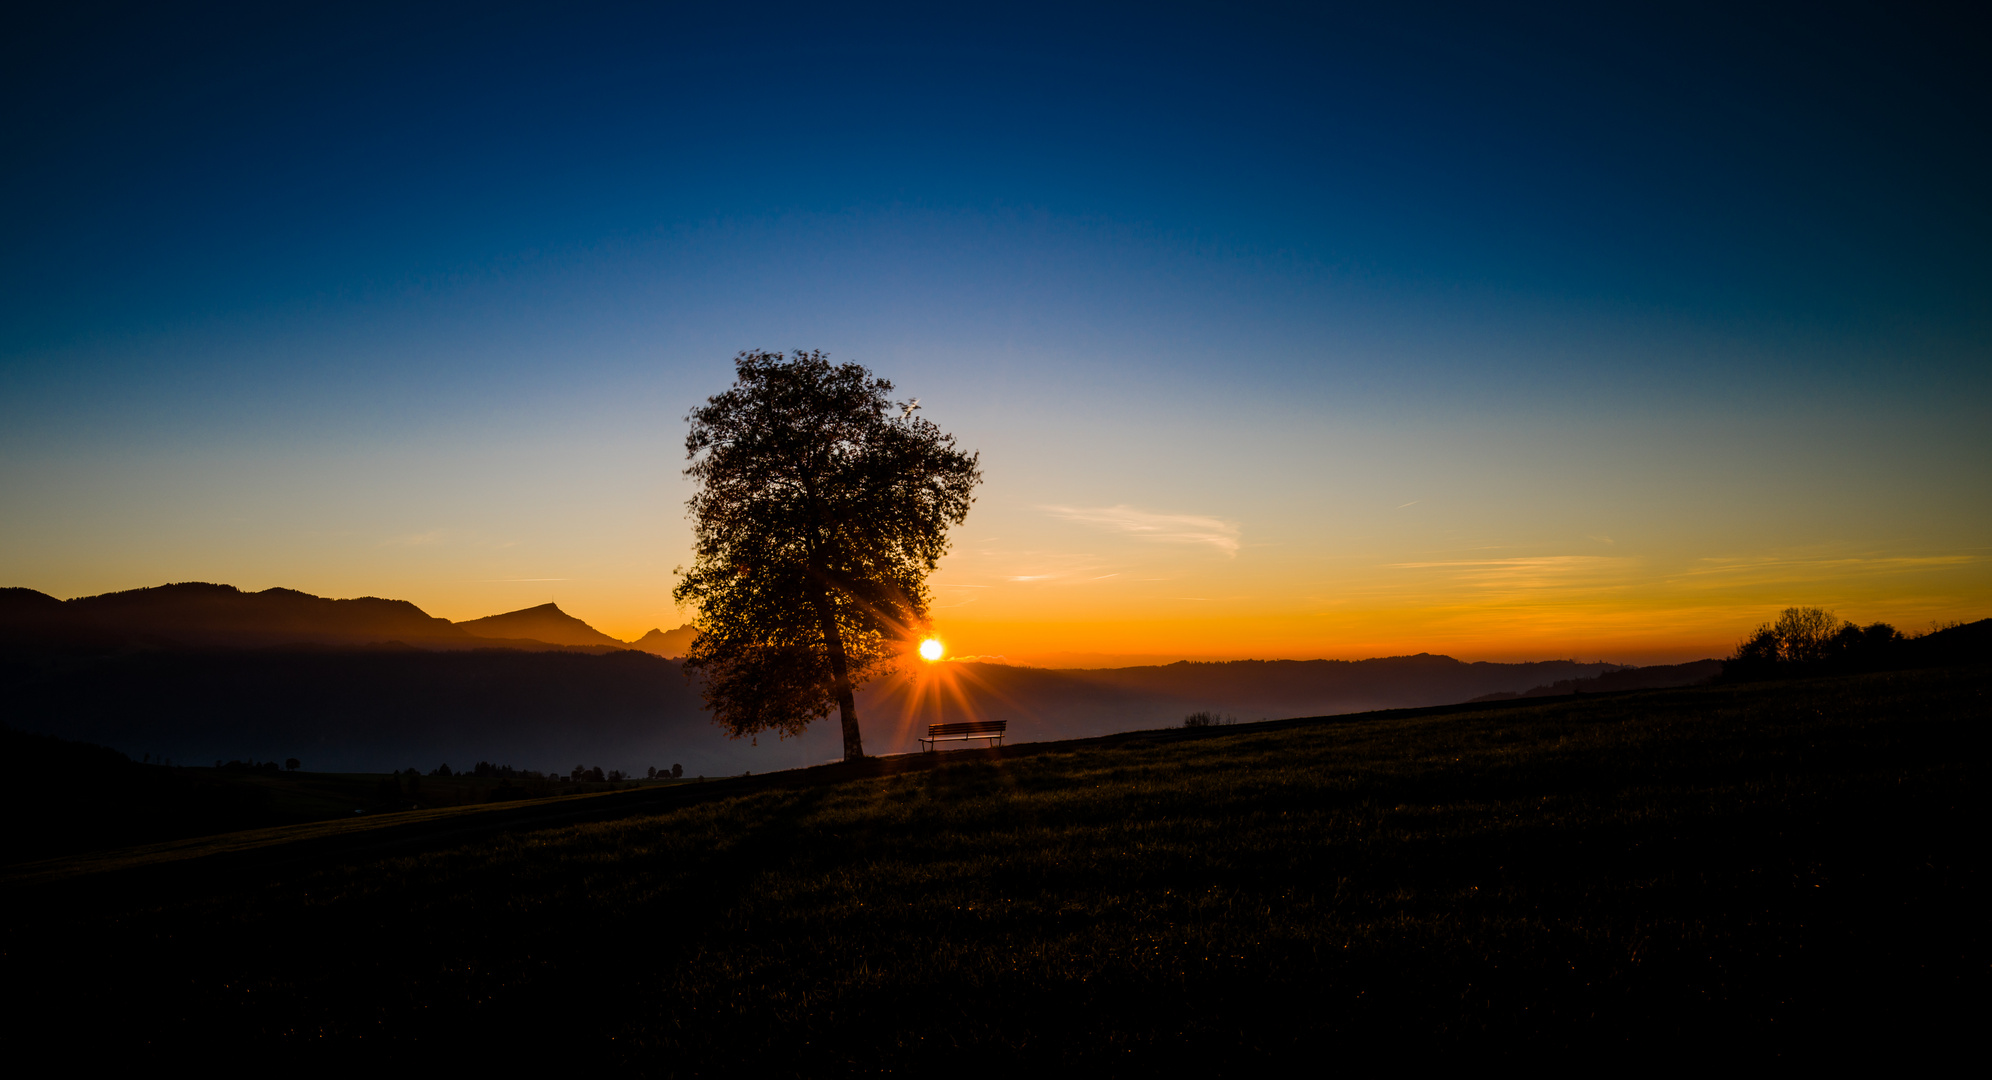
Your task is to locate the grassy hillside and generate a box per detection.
[6,667,1982,1065]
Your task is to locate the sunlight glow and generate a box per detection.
[919,638,944,661]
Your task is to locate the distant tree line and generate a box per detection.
[469,762,544,779]
[420,762,555,779]
[1723,608,1984,681]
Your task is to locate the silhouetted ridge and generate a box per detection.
[631,625,697,657]
[1469,659,1722,701]
[0,587,65,617]
[455,603,630,648]
[0,582,653,653]
[1919,618,1992,664]
[29,582,468,648]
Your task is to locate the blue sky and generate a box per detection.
[3,1,1986,662]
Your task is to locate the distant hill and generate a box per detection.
[1469,659,1723,702]
[1913,618,1992,666]
[455,603,631,649]
[1,582,468,649]
[630,625,697,657]
[0,583,646,655]
[8,580,1978,781]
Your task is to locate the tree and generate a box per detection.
[1725,606,1911,680]
[1732,607,1840,677]
[674,350,982,760]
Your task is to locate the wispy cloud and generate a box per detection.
[1387,556,1635,590]
[959,548,1121,586]
[1677,552,1978,587]
[1041,504,1241,556]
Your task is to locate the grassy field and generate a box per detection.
[5,667,1983,1067]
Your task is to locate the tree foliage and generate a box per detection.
[674,350,981,759]
[1724,606,1910,680]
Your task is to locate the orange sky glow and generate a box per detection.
[3,2,1986,675]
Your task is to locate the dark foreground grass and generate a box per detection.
[5,668,1984,1068]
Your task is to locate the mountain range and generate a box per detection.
[0,582,696,656]
[1,580,1729,776]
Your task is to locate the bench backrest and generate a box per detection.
[926,720,1008,736]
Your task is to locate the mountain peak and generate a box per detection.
[631,624,697,657]
[455,604,626,649]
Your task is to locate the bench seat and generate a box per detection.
[919,720,1007,751]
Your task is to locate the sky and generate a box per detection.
[3,1,1987,666]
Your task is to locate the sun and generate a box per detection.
[918,638,944,661]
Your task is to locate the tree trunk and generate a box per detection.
[807,580,865,760]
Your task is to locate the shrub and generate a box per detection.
[1725,607,1915,681]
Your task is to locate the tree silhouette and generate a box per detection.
[1726,606,1919,680]
[674,350,981,759]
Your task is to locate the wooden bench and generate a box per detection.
[919,720,1007,751]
